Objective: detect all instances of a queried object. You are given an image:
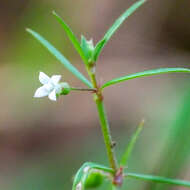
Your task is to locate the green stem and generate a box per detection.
[94,94,118,171]
[71,87,96,92]
[86,64,118,172]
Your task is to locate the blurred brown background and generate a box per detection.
[0,0,190,189]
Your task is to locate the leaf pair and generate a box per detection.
[72,161,190,190]
[27,0,147,88]
[52,0,146,63]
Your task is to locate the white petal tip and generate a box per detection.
[34,86,49,98]
[39,72,50,85]
[51,75,62,84]
[48,90,57,101]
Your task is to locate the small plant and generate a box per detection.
[27,0,190,189]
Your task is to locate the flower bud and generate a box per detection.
[84,171,103,188]
[81,35,95,64]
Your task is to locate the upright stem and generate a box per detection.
[94,94,118,171]
[87,65,118,172]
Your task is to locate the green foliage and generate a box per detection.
[101,68,190,89]
[126,172,190,188]
[120,120,144,167]
[26,28,92,88]
[53,0,146,63]
[147,89,190,190]
[28,0,190,189]
[52,11,89,65]
[94,0,146,62]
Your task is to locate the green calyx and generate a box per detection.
[81,35,95,64]
[60,82,71,95]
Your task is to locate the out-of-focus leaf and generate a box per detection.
[120,119,144,167]
[101,68,190,89]
[146,88,190,190]
[26,28,92,88]
[94,0,146,61]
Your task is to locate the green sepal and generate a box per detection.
[60,82,71,95]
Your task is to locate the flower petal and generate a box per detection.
[43,82,54,92]
[48,89,57,101]
[55,84,62,94]
[39,72,50,84]
[34,86,49,98]
[51,75,62,85]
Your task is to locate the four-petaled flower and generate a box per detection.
[34,72,63,101]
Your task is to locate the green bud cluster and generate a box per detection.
[81,35,95,65]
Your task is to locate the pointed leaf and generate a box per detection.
[120,119,144,166]
[101,68,190,89]
[93,39,106,62]
[26,28,92,88]
[81,35,89,59]
[126,172,190,188]
[52,11,88,65]
[94,0,146,61]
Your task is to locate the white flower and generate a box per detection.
[34,72,63,101]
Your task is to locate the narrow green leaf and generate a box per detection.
[126,172,190,188]
[120,119,144,166]
[72,162,113,190]
[26,28,92,88]
[52,11,88,65]
[94,0,146,61]
[101,68,190,89]
[93,39,106,61]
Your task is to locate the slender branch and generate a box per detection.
[125,172,190,188]
[71,87,96,92]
